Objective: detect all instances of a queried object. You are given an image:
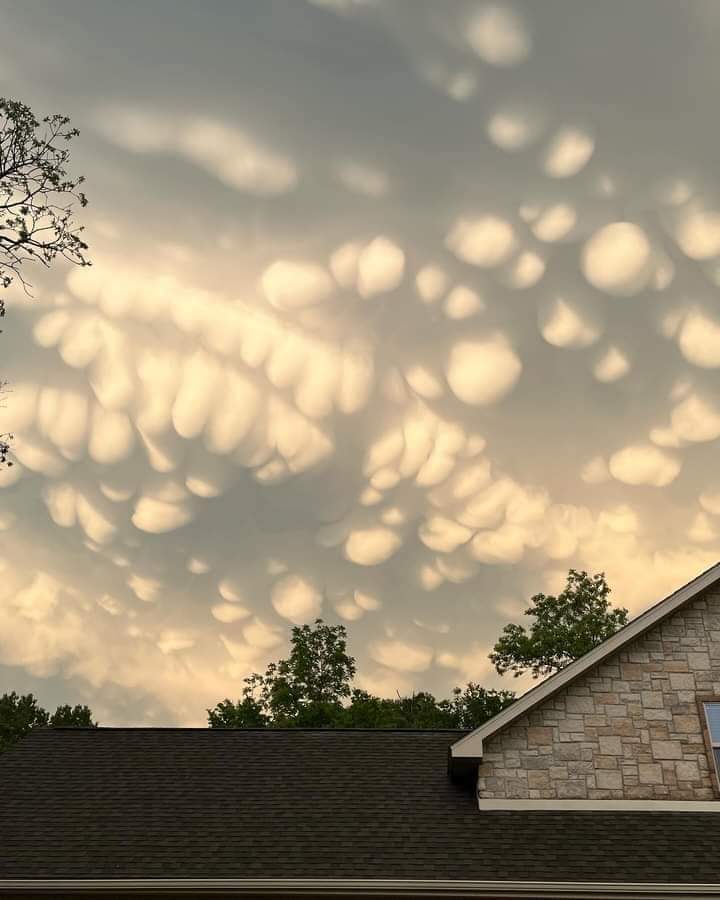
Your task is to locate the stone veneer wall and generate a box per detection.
[478,587,720,801]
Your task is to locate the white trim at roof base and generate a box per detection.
[478,798,720,811]
[2,880,720,898]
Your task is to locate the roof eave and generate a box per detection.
[3,880,720,899]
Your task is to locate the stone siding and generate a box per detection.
[478,587,720,801]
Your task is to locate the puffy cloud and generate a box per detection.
[369,638,433,672]
[333,161,389,197]
[593,346,630,382]
[271,574,323,622]
[356,237,405,298]
[670,393,720,443]
[446,334,522,404]
[674,207,720,259]
[94,109,297,195]
[581,223,652,296]
[676,309,720,368]
[608,444,681,487]
[6,0,720,729]
[539,297,602,348]
[465,5,531,66]
[443,285,485,319]
[261,260,334,311]
[344,527,403,565]
[532,204,577,242]
[446,216,516,268]
[542,127,594,178]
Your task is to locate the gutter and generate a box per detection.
[2,880,720,898]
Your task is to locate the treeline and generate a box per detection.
[0,570,627,751]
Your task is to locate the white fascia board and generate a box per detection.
[451,560,720,761]
[3,879,720,898]
[478,798,720,811]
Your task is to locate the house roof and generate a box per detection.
[2,726,720,896]
[451,559,720,768]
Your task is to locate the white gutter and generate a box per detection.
[2,880,720,898]
[451,559,720,764]
[478,798,720,811]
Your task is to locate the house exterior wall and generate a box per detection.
[478,587,720,801]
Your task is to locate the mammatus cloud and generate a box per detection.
[2,0,720,725]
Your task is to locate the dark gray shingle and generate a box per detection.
[1,727,719,883]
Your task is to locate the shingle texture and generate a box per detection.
[1,726,720,883]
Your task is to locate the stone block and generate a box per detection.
[528,770,550,789]
[625,785,655,799]
[566,695,595,714]
[598,735,622,756]
[641,691,664,708]
[593,692,619,705]
[688,652,711,670]
[596,770,623,790]
[644,708,672,720]
[675,760,701,781]
[638,764,663,785]
[672,715,701,734]
[651,740,683,760]
[557,780,587,799]
[527,726,553,746]
[568,760,594,777]
[610,719,636,736]
[505,777,529,799]
[664,661,689,672]
[557,744,581,761]
[669,673,695,690]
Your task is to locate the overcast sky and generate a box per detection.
[2,0,720,726]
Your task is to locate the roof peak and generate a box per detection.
[450,558,720,768]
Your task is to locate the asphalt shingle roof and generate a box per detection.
[1,726,720,884]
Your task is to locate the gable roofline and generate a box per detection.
[450,559,720,766]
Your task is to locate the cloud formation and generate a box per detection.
[1,0,720,725]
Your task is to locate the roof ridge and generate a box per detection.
[45,726,469,733]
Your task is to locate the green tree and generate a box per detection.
[0,691,97,754]
[489,569,629,679]
[442,683,517,729]
[0,97,91,467]
[48,703,97,728]
[208,618,516,730]
[208,619,356,728]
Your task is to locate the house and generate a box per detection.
[3,564,720,897]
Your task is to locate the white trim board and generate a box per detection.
[478,798,720,811]
[451,560,720,763]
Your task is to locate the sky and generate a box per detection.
[2,0,720,726]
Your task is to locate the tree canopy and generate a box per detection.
[0,97,91,466]
[0,691,97,754]
[489,569,629,679]
[207,618,516,730]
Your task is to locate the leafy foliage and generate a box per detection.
[209,619,356,728]
[0,691,97,754]
[0,97,91,467]
[0,98,90,298]
[489,569,629,679]
[208,619,516,730]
